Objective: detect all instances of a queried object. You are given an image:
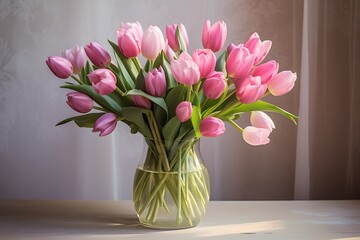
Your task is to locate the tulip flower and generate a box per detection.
[66,92,93,113]
[191,49,216,78]
[166,23,189,52]
[62,45,86,74]
[170,52,200,85]
[176,101,192,122]
[200,116,225,137]
[131,95,151,109]
[236,76,267,104]
[253,60,279,84]
[244,32,272,65]
[203,71,226,99]
[93,113,117,137]
[84,42,111,68]
[46,56,73,79]
[142,25,165,60]
[268,71,297,96]
[202,20,227,52]
[250,111,275,132]
[88,69,117,95]
[226,45,254,80]
[165,40,176,61]
[117,21,143,58]
[242,126,270,146]
[145,66,166,97]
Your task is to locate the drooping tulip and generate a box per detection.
[200,116,225,137]
[145,66,166,97]
[176,101,192,122]
[236,76,267,104]
[166,23,189,52]
[253,60,279,84]
[141,25,165,60]
[93,113,117,137]
[202,20,227,52]
[46,56,73,79]
[203,71,226,99]
[191,49,216,78]
[84,42,111,68]
[226,44,254,80]
[250,111,275,132]
[88,69,117,95]
[131,95,151,109]
[62,45,86,74]
[242,126,270,146]
[268,71,297,96]
[117,21,143,58]
[244,32,272,65]
[66,92,93,113]
[170,52,200,86]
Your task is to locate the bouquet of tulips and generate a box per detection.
[46,20,297,227]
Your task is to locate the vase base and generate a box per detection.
[139,219,200,230]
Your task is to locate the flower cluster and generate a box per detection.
[46,20,297,146]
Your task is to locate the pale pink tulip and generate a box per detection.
[202,20,227,52]
[236,76,267,104]
[250,111,275,132]
[88,69,117,95]
[131,95,151,109]
[244,32,272,65]
[93,113,117,137]
[176,101,192,122]
[46,56,73,79]
[141,25,165,60]
[170,52,200,85]
[268,71,297,96]
[165,40,176,61]
[226,44,254,80]
[62,45,86,74]
[66,92,93,113]
[84,42,111,68]
[117,21,143,58]
[242,126,270,146]
[203,71,226,99]
[166,23,189,52]
[200,116,225,137]
[145,66,166,97]
[253,60,279,84]
[191,49,216,78]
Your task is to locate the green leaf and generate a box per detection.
[191,105,201,138]
[108,63,126,92]
[56,113,104,128]
[120,107,152,138]
[215,50,227,75]
[162,116,181,151]
[134,69,147,92]
[127,89,168,115]
[176,26,187,53]
[165,84,187,119]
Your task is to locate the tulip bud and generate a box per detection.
[191,49,216,78]
[145,66,166,97]
[165,40,176,61]
[142,25,165,60]
[66,92,93,113]
[203,71,226,99]
[250,111,275,132]
[202,20,227,52]
[166,23,189,52]
[131,95,151,109]
[253,60,279,84]
[244,32,272,65]
[93,113,117,137]
[88,69,117,95]
[170,52,200,86]
[226,45,254,80]
[242,126,270,146]
[84,42,111,68]
[117,21,143,58]
[176,101,192,122]
[200,116,225,137]
[62,45,86,74]
[236,76,267,104]
[46,56,73,79]
[268,71,297,96]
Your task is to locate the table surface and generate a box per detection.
[0,200,359,240]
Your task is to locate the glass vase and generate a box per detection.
[133,138,210,229]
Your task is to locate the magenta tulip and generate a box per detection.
[191,49,216,78]
[141,25,165,60]
[200,116,225,137]
[242,126,270,146]
[268,71,297,96]
[46,56,73,79]
[88,69,117,95]
[176,101,192,122]
[236,76,267,104]
[93,113,117,137]
[66,92,93,113]
[62,45,86,74]
[131,95,151,109]
[202,20,227,52]
[84,42,111,68]
[226,45,254,80]
[117,21,143,58]
[253,60,279,84]
[165,40,176,61]
[203,71,226,99]
[170,52,200,85]
[244,32,272,65]
[166,23,189,52]
[250,111,275,132]
[145,66,166,97]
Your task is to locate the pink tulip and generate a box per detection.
[202,20,227,52]
[226,44,254,80]
[46,56,73,79]
[145,66,166,97]
[236,76,267,104]
[84,42,111,68]
[200,116,225,137]
[242,126,270,146]
[191,49,216,78]
[62,45,86,74]
[268,71,297,96]
[66,92,93,113]
[141,25,165,60]
[227,43,238,54]
[117,21,143,58]
[244,32,272,65]
[250,111,275,132]
[93,113,117,137]
[131,95,151,109]
[176,101,192,122]
[88,69,117,95]
[170,52,200,85]
[203,71,226,99]
[166,23,189,52]
[165,40,176,61]
[253,60,279,84]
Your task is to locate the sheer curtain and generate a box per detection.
[0,0,358,200]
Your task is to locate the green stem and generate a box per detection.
[187,85,192,102]
[132,57,142,72]
[71,75,83,84]
[115,87,125,96]
[93,106,106,111]
[203,89,236,117]
[228,119,244,133]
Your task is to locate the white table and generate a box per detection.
[0,200,359,239]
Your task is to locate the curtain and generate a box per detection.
[0,0,358,200]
